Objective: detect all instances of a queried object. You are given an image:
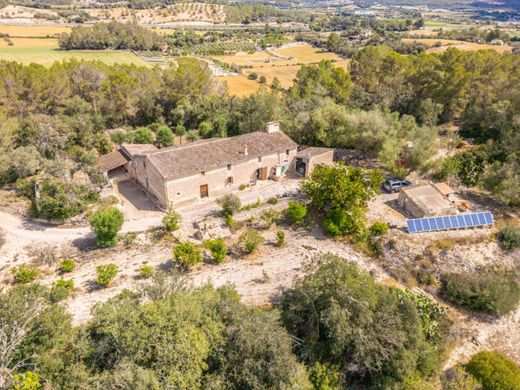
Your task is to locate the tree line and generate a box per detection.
[58,21,164,51]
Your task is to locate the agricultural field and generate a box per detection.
[242,59,350,89]
[402,38,514,54]
[0,25,70,37]
[0,37,150,66]
[214,43,348,95]
[87,3,226,25]
[218,76,260,97]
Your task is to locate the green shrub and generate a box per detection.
[96,264,119,287]
[497,225,520,251]
[59,258,75,273]
[173,242,203,269]
[205,237,227,263]
[89,207,124,248]
[162,206,181,232]
[276,229,285,247]
[239,184,248,190]
[11,264,39,284]
[267,197,278,205]
[369,221,389,236]
[50,279,74,302]
[466,351,520,390]
[138,265,154,279]
[241,199,260,211]
[286,201,307,225]
[441,367,482,390]
[225,214,234,227]
[133,126,154,144]
[323,207,365,237]
[260,209,279,227]
[238,229,264,254]
[217,194,241,216]
[440,269,520,315]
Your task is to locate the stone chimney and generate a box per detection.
[244,145,248,156]
[266,122,280,133]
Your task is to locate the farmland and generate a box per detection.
[402,38,514,54]
[0,37,150,66]
[0,25,70,37]
[213,43,348,95]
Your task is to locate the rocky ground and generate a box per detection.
[1,181,520,368]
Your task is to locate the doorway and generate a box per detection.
[200,184,209,198]
[256,167,268,180]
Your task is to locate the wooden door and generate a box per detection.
[260,166,268,180]
[200,184,209,198]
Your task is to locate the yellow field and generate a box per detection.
[405,29,439,37]
[219,76,260,97]
[0,25,70,37]
[214,44,344,69]
[272,45,342,63]
[242,59,350,89]
[403,38,513,54]
[0,37,59,48]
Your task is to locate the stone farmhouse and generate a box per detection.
[100,123,334,207]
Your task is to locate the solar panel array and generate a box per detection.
[407,212,493,234]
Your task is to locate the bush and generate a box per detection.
[441,367,482,390]
[239,183,248,190]
[59,258,76,273]
[139,265,154,279]
[162,206,181,232]
[440,269,520,315]
[497,225,520,251]
[267,197,278,205]
[369,221,389,236]
[466,351,520,390]
[133,126,154,144]
[96,264,119,287]
[238,229,264,254]
[248,72,258,80]
[322,207,365,237]
[205,237,227,263]
[217,194,241,216]
[50,279,74,302]
[225,214,234,227]
[276,229,285,247]
[11,264,39,284]
[286,201,307,225]
[260,209,279,227]
[173,242,203,269]
[89,207,124,248]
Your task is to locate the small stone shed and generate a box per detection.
[398,184,455,218]
[295,147,334,177]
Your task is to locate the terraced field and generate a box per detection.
[402,38,514,54]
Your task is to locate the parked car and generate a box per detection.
[382,178,412,193]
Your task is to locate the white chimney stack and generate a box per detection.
[266,122,280,133]
[244,145,248,156]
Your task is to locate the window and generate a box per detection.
[225,177,233,187]
[227,164,232,171]
[258,157,262,163]
[286,149,290,156]
[201,171,205,176]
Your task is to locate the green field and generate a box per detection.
[0,46,151,67]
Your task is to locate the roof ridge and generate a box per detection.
[147,131,264,156]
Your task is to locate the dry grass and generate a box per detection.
[243,59,350,89]
[0,25,70,37]
[214,44,344,69]
[406,29,439,37]
[219,76,261,97]
[0,37,59,48]
[402,38,513,54]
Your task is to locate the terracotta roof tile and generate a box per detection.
[98,150,128,172]
[146,131,297,180]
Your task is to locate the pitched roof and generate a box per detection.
[98,150,128,172]
[146,131,297,180]
[121,143,158,158]
[433,182,455,197]
[400,184,453,214]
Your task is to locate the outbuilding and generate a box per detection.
[398,184,455,218]
[295,147,334,177]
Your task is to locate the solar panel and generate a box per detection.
[407,212,493,233]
